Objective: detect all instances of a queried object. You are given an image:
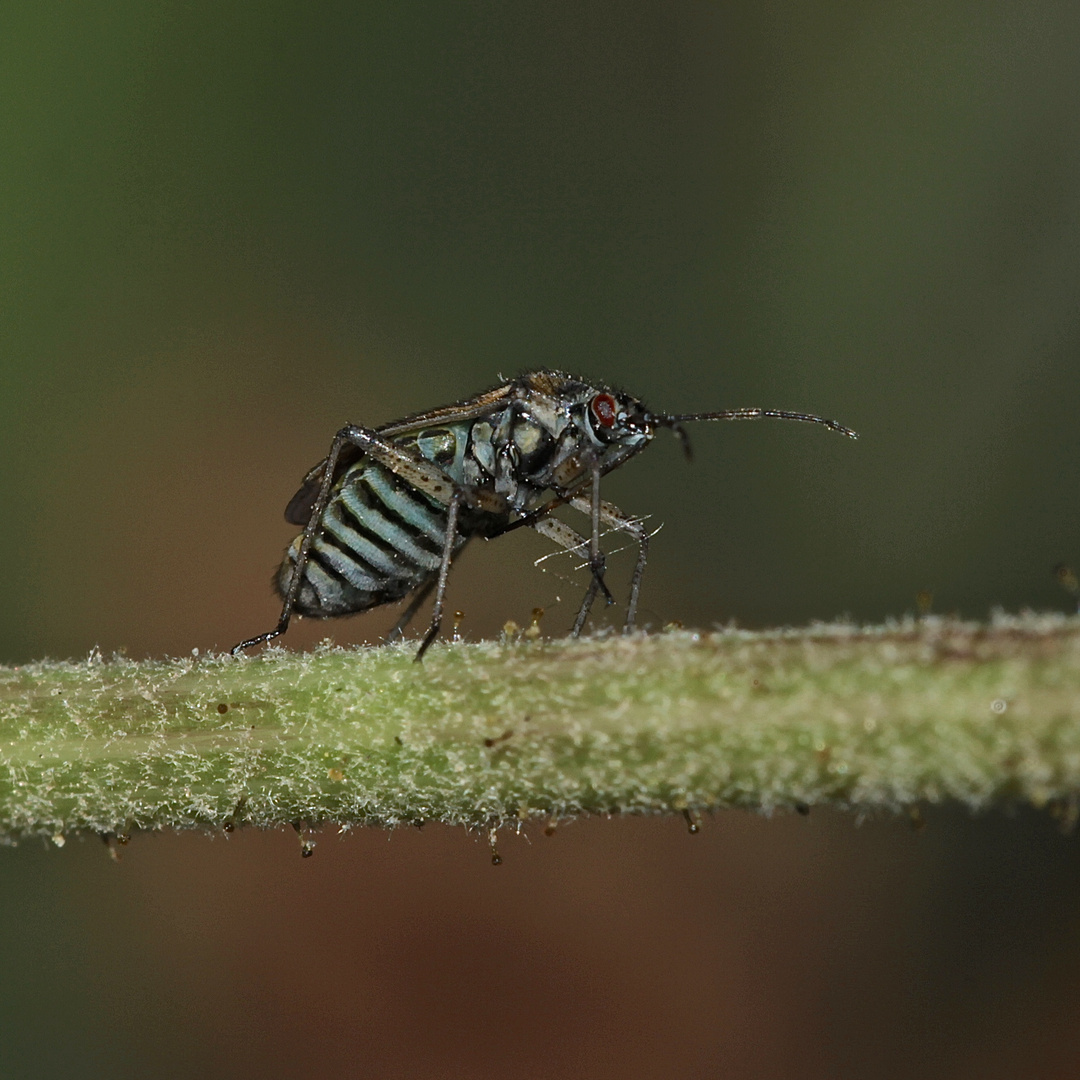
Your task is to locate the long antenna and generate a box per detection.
[663,408,858,439]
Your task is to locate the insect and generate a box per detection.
[232,370,856,658]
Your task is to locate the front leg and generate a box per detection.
[566,493,650,633]
[530,512,617,636]
[486,468,615,620]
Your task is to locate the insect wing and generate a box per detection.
[283,444,365,526]
[374,382,517,438]
[283,461,324,526]
[283,382,518,526]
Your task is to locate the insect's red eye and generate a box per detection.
[591,393,617,428]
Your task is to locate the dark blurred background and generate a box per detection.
[3,2,1080,1076]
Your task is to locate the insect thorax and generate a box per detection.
[422,378,647,515]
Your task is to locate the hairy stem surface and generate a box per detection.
[2,613,1079,843]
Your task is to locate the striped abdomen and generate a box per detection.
[277,458,466,618]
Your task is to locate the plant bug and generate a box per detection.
[232,370,856,658]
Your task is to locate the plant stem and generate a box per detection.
[2,612,1080,843]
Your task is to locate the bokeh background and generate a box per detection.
[3,2,1080,1076]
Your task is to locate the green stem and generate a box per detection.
[3,613,1080,843]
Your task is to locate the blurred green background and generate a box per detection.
[3,2,1080,1077]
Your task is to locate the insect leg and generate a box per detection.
[385,577,437,643]
[526,465,611,636]
[415,490,462,661]
[233,424,479,655]
[485,491,574,538]
[232,427,361,654]
[573,464,614,634]
[530,515,615,633]
[568,494,649,633]
[486,473,614,623]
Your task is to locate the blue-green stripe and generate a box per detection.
[319,503,407,578]
[339,484,442,571]
[360,466,447,546]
